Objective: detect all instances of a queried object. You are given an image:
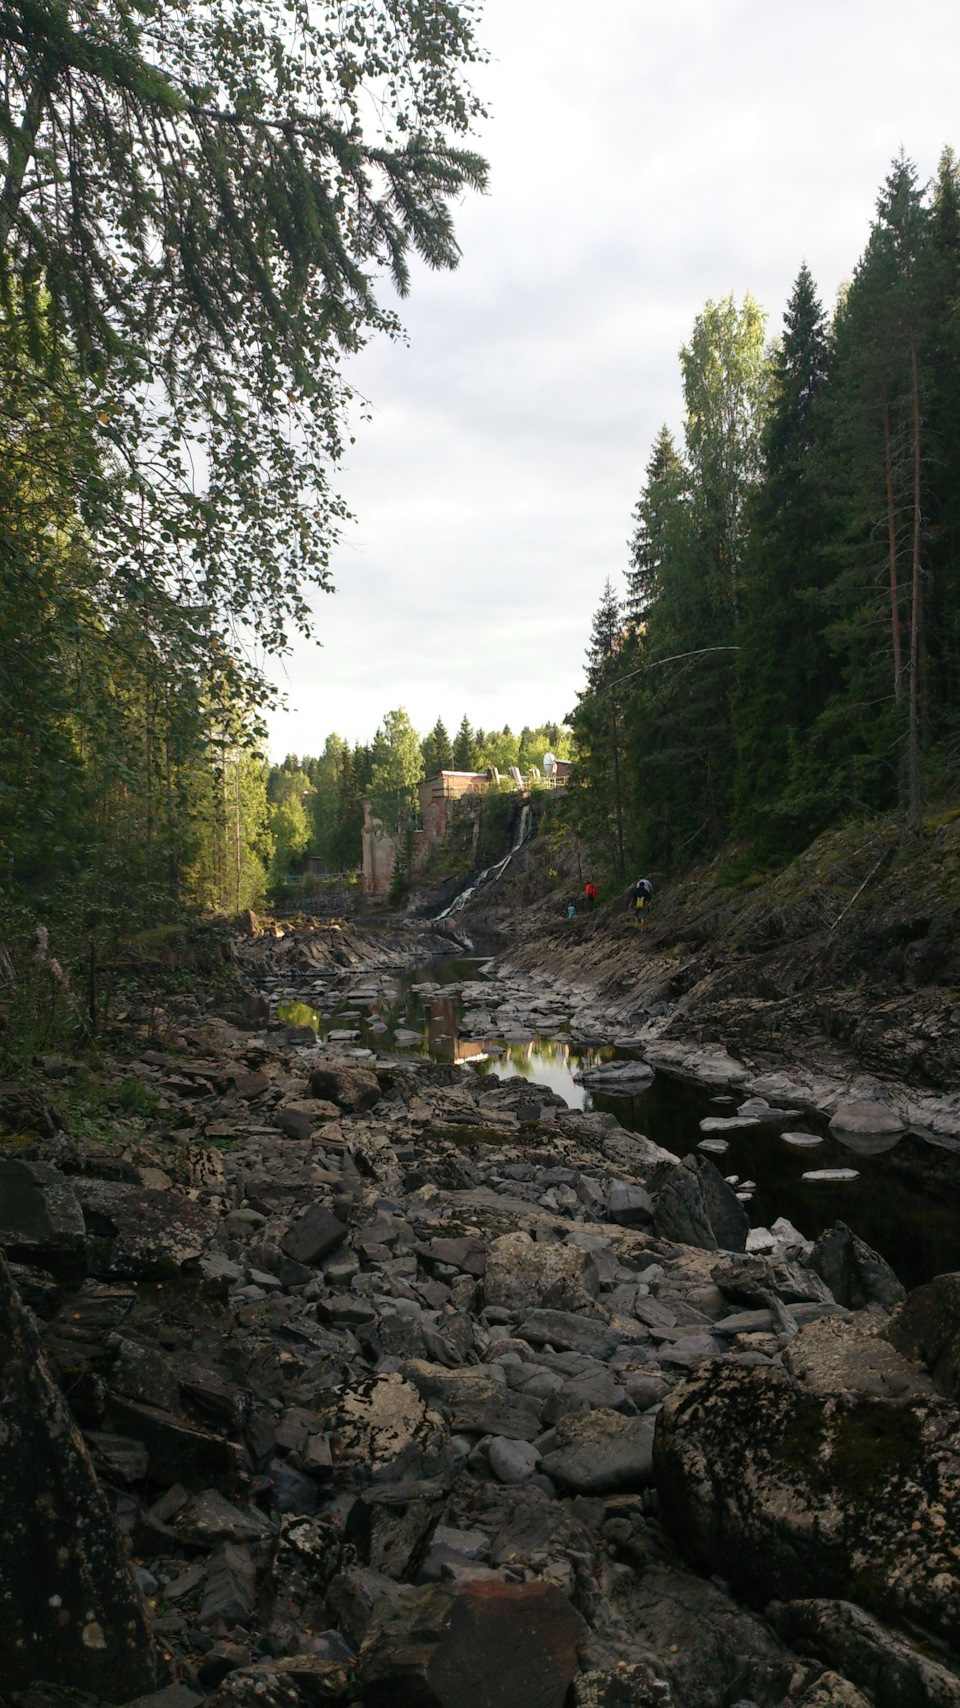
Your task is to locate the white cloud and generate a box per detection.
[265,0,960,756]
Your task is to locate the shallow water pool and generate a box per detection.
[275,953,960,1289]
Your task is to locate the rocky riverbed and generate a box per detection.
[3,918,960,1708]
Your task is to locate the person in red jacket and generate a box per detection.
[584,881,598,909]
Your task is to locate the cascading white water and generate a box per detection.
[434,799,534,921]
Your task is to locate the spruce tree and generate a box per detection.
[422,717,453,778]
[626,428,689,625]
[433,718,453,773]
[586,580,624,685]
[733,264,836,846]
[452,716,479,771]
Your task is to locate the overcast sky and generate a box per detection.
[264,0,960,759]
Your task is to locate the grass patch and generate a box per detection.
[111,1077,160,1116]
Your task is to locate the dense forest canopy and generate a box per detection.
[0,0,487,968]
[568,151,960,882]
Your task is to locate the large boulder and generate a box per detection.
[809,1222,905,1311]
[887,1272,960,1402]
[829,1101,905,1139]
[357,1579,586,1708]
[309,1059,381,1112]
[597,1558,802,1708]
[0,1158,86,1278]
[770,1598,960,1708]
[783,1314,935,1401]
[73,1178,219,1279]
[653,1321,960,1649]
[712,1253,835,1308]
[650,1160,715,1250]
[650,1157,748,1253]
[0,1256,158,1699]
[540,1410,656,1494]
[484,1231,600,1314]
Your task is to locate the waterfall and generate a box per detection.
[434,799,535,921]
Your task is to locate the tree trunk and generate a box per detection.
[234,751,242,915]
[907,340,924,833]
[0,74,51,253]
[881,387,903,703]
[611,698,625,879]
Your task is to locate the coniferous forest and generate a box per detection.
[569,153,960,880]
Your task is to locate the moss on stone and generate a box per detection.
[829,1401,923,1501]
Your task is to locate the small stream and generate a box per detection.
[274,952,960,1290]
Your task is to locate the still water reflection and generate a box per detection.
[276,955,960,1289]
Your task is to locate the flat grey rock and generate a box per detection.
[541,1409,656,1493]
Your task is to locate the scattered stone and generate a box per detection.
[309,1061,381,1110]
[488,1437,542,1484]
[199,1543,257,1625]
[516,1309,619,1359]
[606,1182,654,1226]
[802,1168,859,1182]
[699,1115,762,1132]
[276,1107,314,1140]
[485,1232,599,1313]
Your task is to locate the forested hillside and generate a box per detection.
[569,153,960,879]
[266,713,570,879]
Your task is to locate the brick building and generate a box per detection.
[361,770,488,898]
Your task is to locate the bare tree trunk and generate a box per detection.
[907,340,924,833]
[881,388,903,703]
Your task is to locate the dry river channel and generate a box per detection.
[264,949,960,1292]
[9,916,960,1708]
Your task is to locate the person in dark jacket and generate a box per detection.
[631,876,653,930]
